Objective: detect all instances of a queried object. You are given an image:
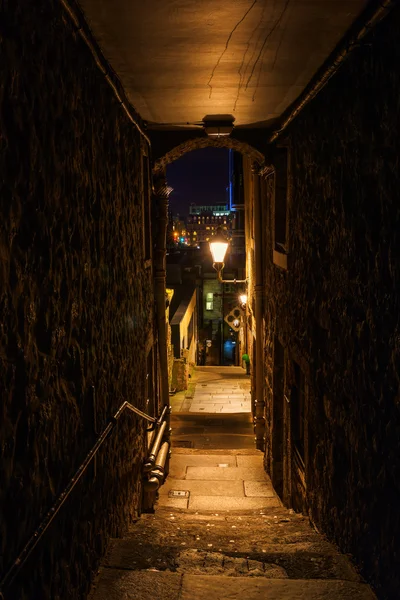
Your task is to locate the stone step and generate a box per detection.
[185,466,269,480]
[99,507,362,584]
[90,571,376,600]
[103,537,361,582]
[156,494,281,511]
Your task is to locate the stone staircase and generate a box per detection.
[89,450,376,600]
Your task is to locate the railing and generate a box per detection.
[0,401,171,599]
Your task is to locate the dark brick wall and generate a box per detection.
[264,7,400,599]
[0,1,153,598]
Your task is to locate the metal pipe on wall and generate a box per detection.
[143,441,170,492]
[153,171,172,438]
[252,163,265,451]
[143,420,167,471]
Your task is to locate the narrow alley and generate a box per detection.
[1,2,400,600]
[89,368,376,600]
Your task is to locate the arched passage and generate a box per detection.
[152,135,265,174]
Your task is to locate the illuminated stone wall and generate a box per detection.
[264,7,400,599]
[0,1,153,598]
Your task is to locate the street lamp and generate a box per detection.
[209,228,247,284]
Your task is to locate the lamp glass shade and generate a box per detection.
[239,294,248,306]
[210,239,229,263]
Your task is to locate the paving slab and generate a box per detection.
[244,481,276,498]
[218,406,250,413]
[169,454,237,469]
[173,434,256,450]
[236,455,264,468]
[159,479,245,497]
[186,467,267,481]
[190,397,228,403]
[180,575,376,600]
[189,496,281,511]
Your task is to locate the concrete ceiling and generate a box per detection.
[79,0,367,128]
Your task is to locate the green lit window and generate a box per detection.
[206,292,213,311]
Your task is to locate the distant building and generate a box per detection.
[171,213,187,245]
[228,150,245,262]
[186,203,232,246]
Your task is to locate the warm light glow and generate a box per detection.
[239,294,247,306]
[204,125,233,137]
[210,227,229,264]
[233,319,240,327]
[210,240,228,263]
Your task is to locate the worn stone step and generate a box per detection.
[90,571,376,600]
[180,575,376,600]
[185,466,272,481]
[105,532,360,581]
[104,538,360,582]
[188,495,281,511]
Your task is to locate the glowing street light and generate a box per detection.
[209,228,246,284]
[209,228,229,265]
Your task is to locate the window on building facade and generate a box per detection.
[206,292,213,310]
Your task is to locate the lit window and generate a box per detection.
[206,292,213,311]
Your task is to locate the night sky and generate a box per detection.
[166,148,229,217]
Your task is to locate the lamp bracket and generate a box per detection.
[212,263,247,284]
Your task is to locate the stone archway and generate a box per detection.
[152,135,265,174]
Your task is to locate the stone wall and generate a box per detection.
[263,7,400,599]
[0,1,153,598]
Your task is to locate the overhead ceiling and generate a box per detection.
[79,0,367,128]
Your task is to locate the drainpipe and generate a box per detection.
[252,163,265,451]
[269,0,396,143]
[153,170,172,436]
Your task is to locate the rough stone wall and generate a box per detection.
[0,1,153,598]
[171,358,189,392]
[264,7,400,599]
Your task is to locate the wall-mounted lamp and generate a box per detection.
[204,124,234,138]
[203,115,235,138]
[209,228,247,284]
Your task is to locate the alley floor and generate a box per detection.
[89,367,376,600]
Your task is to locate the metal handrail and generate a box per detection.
[0,401,167,597]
